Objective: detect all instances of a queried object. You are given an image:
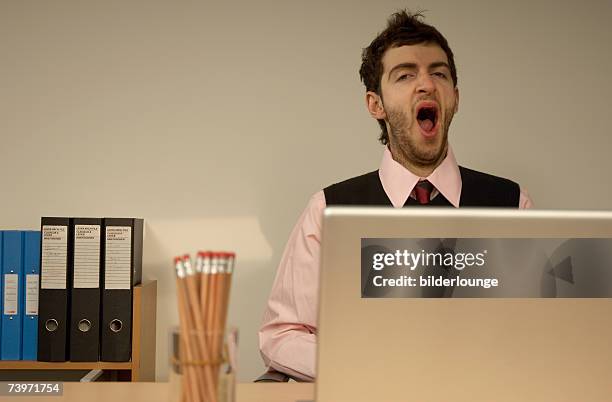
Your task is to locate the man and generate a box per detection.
[259,10,533,381]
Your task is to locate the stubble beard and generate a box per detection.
[386,104,455,169]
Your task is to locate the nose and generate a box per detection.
[416,72,435,94]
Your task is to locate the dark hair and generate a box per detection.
[359,10,457,145]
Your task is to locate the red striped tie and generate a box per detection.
[414,180,434,205]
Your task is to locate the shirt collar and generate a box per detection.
[378,145,462,208]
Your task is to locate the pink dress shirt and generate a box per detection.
[259,146,533,381]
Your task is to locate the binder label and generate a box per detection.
[26,274,40,315]
[3,274,19,315]
[41,225,68,289]
[105,226,132,290]
[74,224,101,288]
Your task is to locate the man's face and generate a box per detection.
[373,43,459,169]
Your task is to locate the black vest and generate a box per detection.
[323,167,520,207]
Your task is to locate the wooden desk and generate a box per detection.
[1,382,315,402]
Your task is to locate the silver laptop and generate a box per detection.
[315,208,612,402]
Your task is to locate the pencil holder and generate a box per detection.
[169,327,238,402]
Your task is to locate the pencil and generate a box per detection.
[219,252,235,343]
[174,257,201,402]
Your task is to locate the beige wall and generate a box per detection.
[1,0,611,382]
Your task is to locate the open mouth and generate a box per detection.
[416,104,438,134]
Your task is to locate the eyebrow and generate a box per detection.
[387,61,451,81]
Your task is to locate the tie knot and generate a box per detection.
[414,180,434,205]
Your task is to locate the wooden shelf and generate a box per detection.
[0,280,157,382]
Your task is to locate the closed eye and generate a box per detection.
[397,73,414,82]
[432,72,447,79]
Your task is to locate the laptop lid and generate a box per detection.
[316,208,612,402]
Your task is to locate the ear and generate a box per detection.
[453,87,459,113]
[366,91,386,120]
